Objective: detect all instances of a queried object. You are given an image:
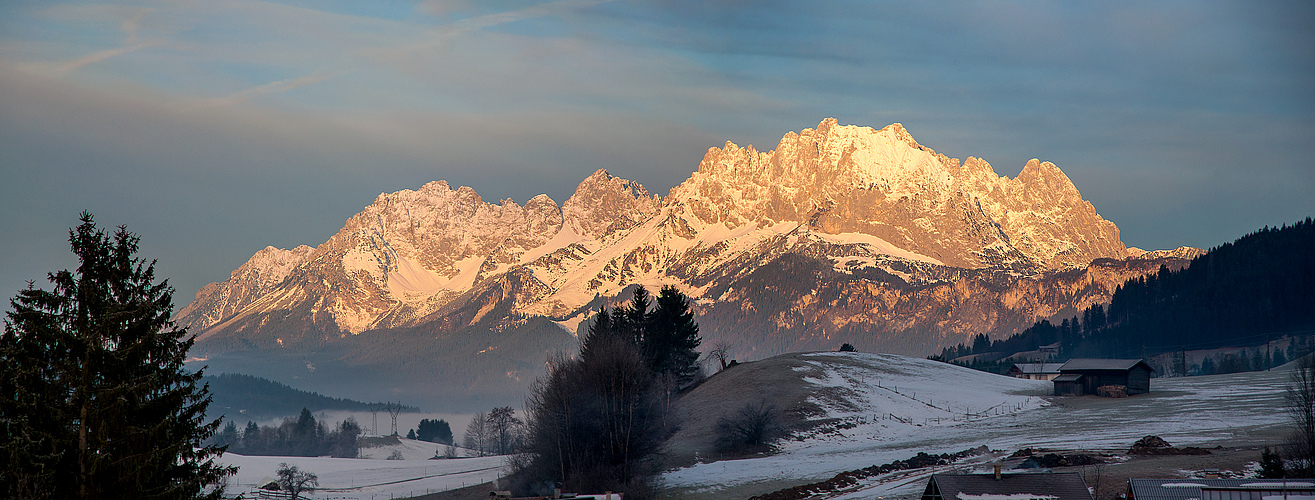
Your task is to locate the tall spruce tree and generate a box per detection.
[0,213,233,499]
[643,286,702,388]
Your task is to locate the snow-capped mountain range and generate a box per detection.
[179,119,1197,407]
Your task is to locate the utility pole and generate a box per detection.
[387,401,404,436]
[369,404,382,436]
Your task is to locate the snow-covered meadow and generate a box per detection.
[661,352,1289,498]
[218,451,508,499]
[213,352,1289,499]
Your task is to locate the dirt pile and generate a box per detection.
[746,446,989,500]
[1128,435,1211,456]
[1010,448,1104,468]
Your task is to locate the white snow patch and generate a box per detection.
[814,232,944,265]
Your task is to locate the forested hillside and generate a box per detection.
[940,218,1315,368]
[204,373,397,420]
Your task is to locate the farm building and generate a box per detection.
[1053,359,1154,396]
[1127,478,1315,500]
[1007,363,1065,380]
[922,470,1092,500]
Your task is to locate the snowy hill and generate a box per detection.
[662,352,1289,499]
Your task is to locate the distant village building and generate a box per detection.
[921,470,1092,500]
[1038,343,1060,355]
[1053,359,1154,396]
[1126,478,1315,500]
[1007,363,1066,380]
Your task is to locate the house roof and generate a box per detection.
[1059,359,1153,372]
[1053,374,1083,382]
[1012,363,1066,374]
[1128,478,1315,500]
[927,472,1091,500]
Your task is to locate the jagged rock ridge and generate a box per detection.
[180,119,1182,360]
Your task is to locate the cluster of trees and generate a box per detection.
[937,218,1315,372]
[514,285,703,497]
[463,407,523,456]
[407,418,454,444]
[210,408,360,458]
[0,214,233,498]
[1193,344,1294,376]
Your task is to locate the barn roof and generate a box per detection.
[926,472,1091,500]
[1053,374,1082,382]
[1127,478,1315,500]
[1012,363,1065,374]
[1059,359,1152,372]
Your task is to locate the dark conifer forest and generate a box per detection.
[939,218,1315,370]
[203,372,385,420]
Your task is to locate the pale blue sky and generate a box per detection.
[2,0,1312,308]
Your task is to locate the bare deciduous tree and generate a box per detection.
[1288,355,1315,475]
[464,411,490,457]
[489,406,523,455]
[709,341,733,371]
[276,463,318,500]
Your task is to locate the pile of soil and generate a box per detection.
[1128,435,1212,456]
[747,446,990,500]
[1015,453,1103,469]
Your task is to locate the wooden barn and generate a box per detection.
[1053,359,1154,396]
[1007,363,1065,380]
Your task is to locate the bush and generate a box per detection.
[1261,446,1286,478]
[839,343,857,352]
[715,401,784,453]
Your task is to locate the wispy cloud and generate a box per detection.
[187,70,346,110]
[38,7,158,75]
[48,41,159,75]
[122,8,151,44]
[400,0,613,53]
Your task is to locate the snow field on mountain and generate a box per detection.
[660,353,1290,497]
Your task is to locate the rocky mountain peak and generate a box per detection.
[562,169,661,239]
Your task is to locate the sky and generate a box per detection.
[1,0,1312,310]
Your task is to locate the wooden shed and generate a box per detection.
[1053,359,1154,396]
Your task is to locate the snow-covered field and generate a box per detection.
[661,352,1290,498]
[219,446,509,499]
[215,352,1289,499]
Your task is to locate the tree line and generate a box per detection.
[512,285,703,498]
[204,372,375,420]
[209,407,361,458]
[937,217,1315,371]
